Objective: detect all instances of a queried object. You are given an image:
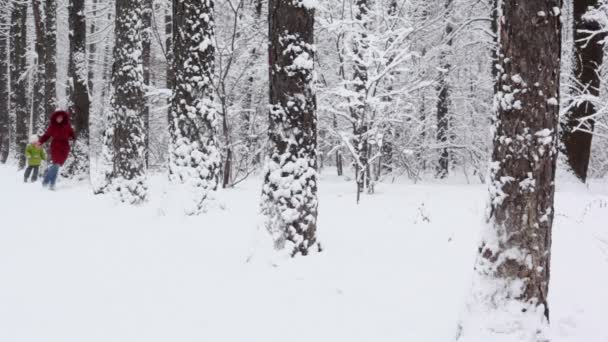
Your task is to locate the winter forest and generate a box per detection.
[0,0,608,341]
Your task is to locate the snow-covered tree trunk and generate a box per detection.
[66,0,91,178]
[32,0,46,134]
[165,1,173,122]
[457,1,562,340]
[262,0,320,256]
[97,0,148,204]
[168,0,221,214]
[0,2,9,163]
[435,0,453,179]
[10,2,28,169]
[561,0,604,182]
[352,0,371,201]
[87,0,98,93]
[142,0,152,167]
[44,0,57,116]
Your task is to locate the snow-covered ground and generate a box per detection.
[0,165,606,342]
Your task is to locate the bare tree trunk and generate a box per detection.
[67,0,91,178]
[44,0,57,116]
[458,1,562,340]
[262,0,320,256]
[10,2,28,169]
[0,3,9,163]
[32,0,46,134]
[561,0,605,181]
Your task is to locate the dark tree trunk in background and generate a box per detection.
[88,0,98,93]
[0,4,9,163]
[165,1,173,123]
[459,1,562,339]
[67,0,91,177]
[97,0,147,203]
[262,0,320,256]
[435,0,453,179]
[169,0,221,214]
[561,0,605,182]
[142,0,152,167]
[10,2,28,169]
[32,0,46,134]
[44,0,58,116]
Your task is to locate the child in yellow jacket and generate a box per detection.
[24,135,46,183]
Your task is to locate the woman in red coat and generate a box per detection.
[38,110,75,190]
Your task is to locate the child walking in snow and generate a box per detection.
[24,135,46,183]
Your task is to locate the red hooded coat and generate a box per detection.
[39,111,75,166]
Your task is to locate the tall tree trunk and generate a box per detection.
[352,0,370,202]
[262,0,320,256]
[0,3,9,163]
[436,0,453,179]
[10,2,28,169]
[242,0,263,171]
[97,0,147,204]
[169,0,221,214]
[44,0,57,116]
[142,0,152,167]
[67,0,91,178]
[32,0,46,135]
[165,0,173,123]
[561,0,605,181]
[88,0,98,93]
[458,1,562,340]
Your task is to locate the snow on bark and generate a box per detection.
[45,0,58,117]
[351,0,372,200]
[32,0,47,135]
[169,0,221,215]
[0,4,9,163]
[262,0,320,257]
[96,0,148,204]
[9,2,28,169]
[457,1,561,341]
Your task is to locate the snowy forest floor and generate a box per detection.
[0,165,607,342]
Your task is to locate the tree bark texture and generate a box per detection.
[169,0,221,214]
[262,0,320,256]
[32,0,46,134]
[436,0,453,179]
[67,0,91,177]
[142,0,152,167]
[352,0,370,201]
[10,2,28,169]
[45,0,57,116]
[0,4,9,163]
[97,0,148,203]
[461,2,562,340]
